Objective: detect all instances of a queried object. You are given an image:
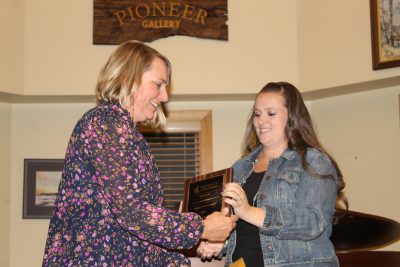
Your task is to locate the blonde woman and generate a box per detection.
[43,41,237,267]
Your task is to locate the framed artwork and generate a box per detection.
[370,0,400,70]
[23,159,63,219]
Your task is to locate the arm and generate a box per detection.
[223,152,338,241]
[196,241,225,260]
[84,111,203,249]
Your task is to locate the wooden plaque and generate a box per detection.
[182,168,232,218]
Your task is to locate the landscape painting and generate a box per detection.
[23,159,63,218]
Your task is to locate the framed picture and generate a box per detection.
[23,159,64,219]
[370,0,400,70]
[182,168,232,218]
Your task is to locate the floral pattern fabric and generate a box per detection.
[42,102,204,266]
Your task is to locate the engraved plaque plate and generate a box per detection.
[182,168,232,218]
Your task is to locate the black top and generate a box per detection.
[232,171,265,267]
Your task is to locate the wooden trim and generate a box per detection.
[198,110,213,174]
[139,109,213,175]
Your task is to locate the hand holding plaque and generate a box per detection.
[201,207,236,242]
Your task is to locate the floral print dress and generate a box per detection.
[42,102,204,267]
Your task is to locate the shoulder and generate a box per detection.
[77,102,133,131]
[82,102,129,122]
[305,148,331,165]
[305,148,337,177]
[232,155,249,167]
[73,102,135,138]
[231,147,261,182]
[231,157,249,176]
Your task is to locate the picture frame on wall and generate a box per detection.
[23,159,63,219]
[370,0,400,70]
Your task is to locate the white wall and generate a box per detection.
[0,102,11,267]
[166,101,253,169]
[11,1,299,96]
[9,103,94,267]
[297,0,400,91]
[311,85,400,251]
[0,0,24,93]
[1,0,396,96]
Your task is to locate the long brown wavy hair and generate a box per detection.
[242,82,348,210]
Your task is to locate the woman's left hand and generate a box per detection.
[222,183,251,218]
[196,241,224,260]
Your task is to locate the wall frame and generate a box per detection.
[370,0,400,70]
[23,159,63,219]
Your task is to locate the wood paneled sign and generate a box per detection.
[93,0,228,44]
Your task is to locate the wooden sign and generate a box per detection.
[93,0,228,44]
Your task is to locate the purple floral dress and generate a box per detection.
[42,102,204,266]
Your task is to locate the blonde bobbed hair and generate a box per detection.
[95,40,171,127]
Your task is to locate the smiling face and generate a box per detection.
[130,57,169,123]
[253,92,289,153]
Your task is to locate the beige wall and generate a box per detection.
[0,102,11,267]
[311,85,400,251]
[0,0,24,94]
[7,1,294,96]
[3,1,400,96]
[297,0,400,92]
[167,101,253,168]
[9,103,95,267]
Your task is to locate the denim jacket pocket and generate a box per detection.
[276,169,300,207]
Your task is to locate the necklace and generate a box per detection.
[254,152,269,176]
[254,152,268,163]
[252,193,257,206]
[239,181,258,206]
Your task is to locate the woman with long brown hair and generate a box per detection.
[199,82,346,266]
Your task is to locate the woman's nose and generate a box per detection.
[258,114,268,124]
[159,87,169,102]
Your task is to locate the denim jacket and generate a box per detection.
[224,146,339,267]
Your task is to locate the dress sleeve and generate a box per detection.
[82,111,204,250]
[259,151,338,240]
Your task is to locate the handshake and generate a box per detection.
[197,207,238,260]
[194,181,253,260]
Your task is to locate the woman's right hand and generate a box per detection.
[222,182,251,218]
[223,183,266,228]
[201,207,237,242]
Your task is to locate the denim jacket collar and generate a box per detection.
[233,146,297,185]
[237,145,297,164]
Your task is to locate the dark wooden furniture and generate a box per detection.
[331,209,400,267]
